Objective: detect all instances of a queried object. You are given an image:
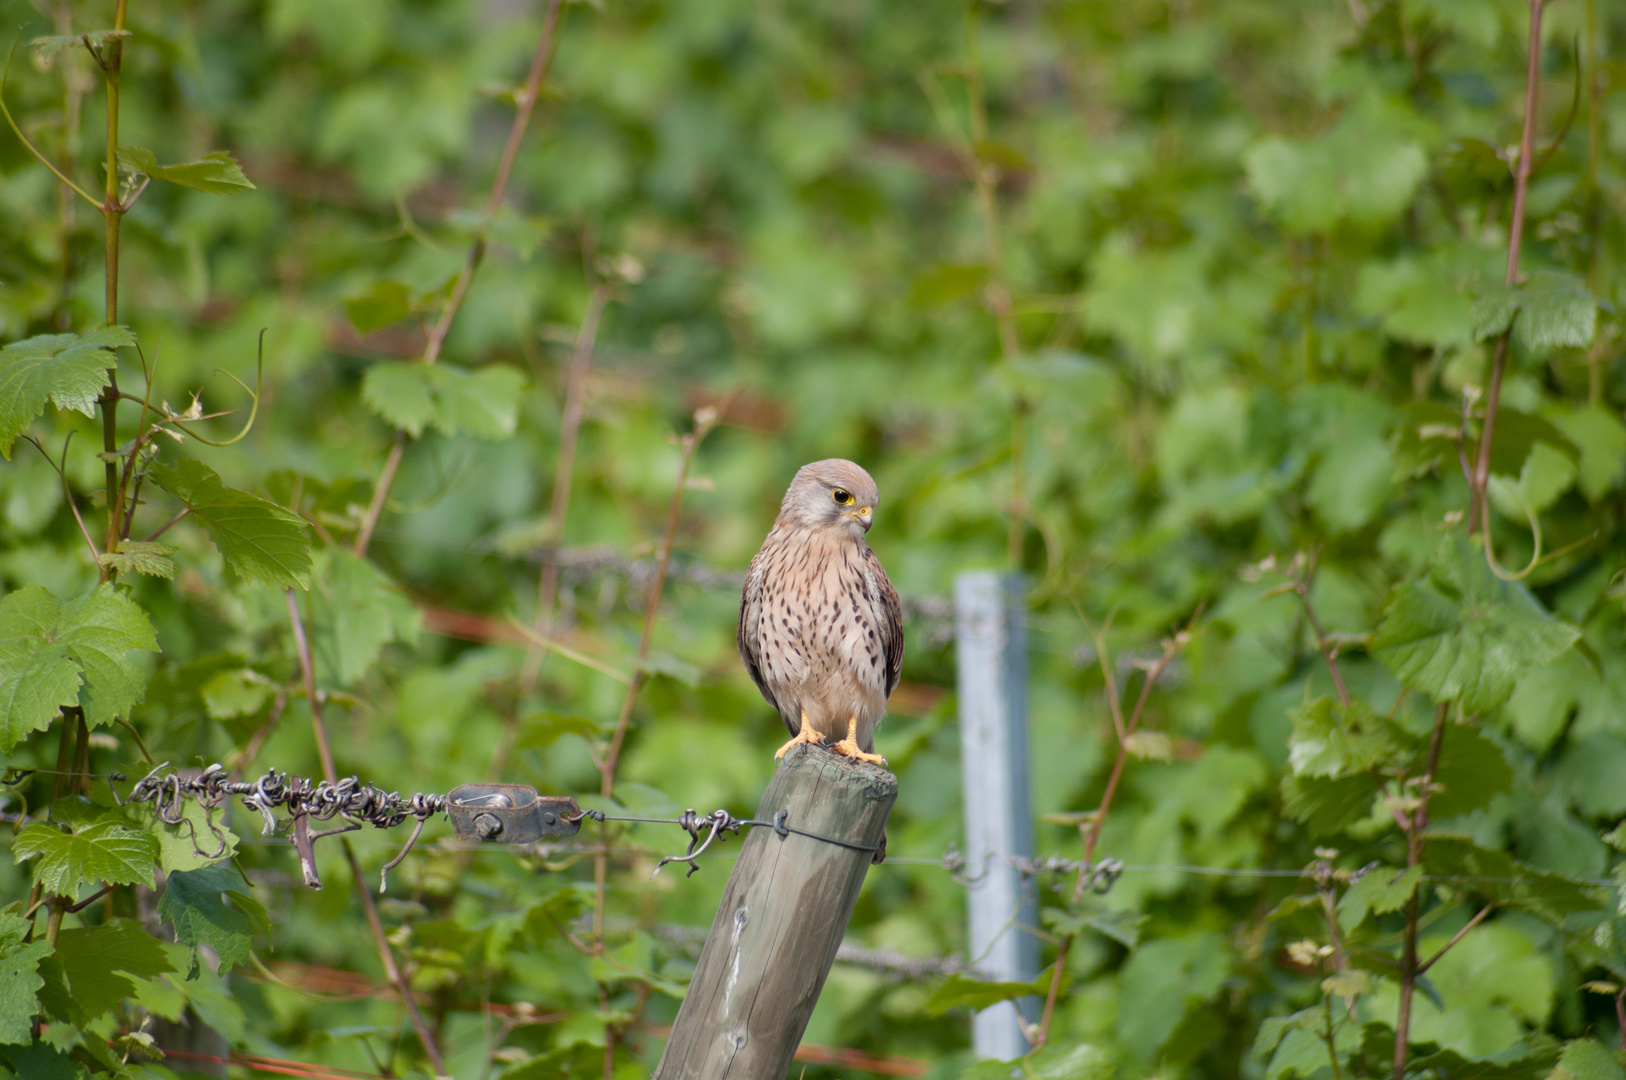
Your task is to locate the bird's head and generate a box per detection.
[779,459,880,536]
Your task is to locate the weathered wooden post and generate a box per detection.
[653,743,896,1079]
[955,570,1038,1060]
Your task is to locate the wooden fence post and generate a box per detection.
[653,743,896,1079]
[955,570,1038,1060]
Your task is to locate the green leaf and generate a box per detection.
[158,864,270,973]
[116,146,255,194]
[1471,273,1598,351]
[925,968,1049,1015]
[361,362,527,440]
[637,650,700,687]
[1429,723,1513,818]
[1372,538,1581,712]
[344,280,414,335]
[361,363,436,437]
[1551,406,1626,502]
[909,264,990,308]
[310,549,420,688]
[1549,1039,1626,1080]
[500,1042,604,1080]
[1516,272,1597,351]
[1425,834,1604,924]
[149,459,312,588]
[0,584,159,747]
[0,327,134,459]
[199,667,270,719]
[516,711,608,748]
[0,1038,83,1079]
[97,540,177,580]
[1337,865,1422,931]
[137,797,240,873]
[1288,697,1414,778]
[44,919,173,1022]
[29,29,129,61]
[13,820,157,895]
[1282,772,1379,836]
[1044,901,1146,948]
[1244,98,1427,233]
[0,912,51,1044]
[430,363,527,439]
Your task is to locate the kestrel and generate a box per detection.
[738,459,904,767]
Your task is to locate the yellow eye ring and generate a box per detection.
[832,489,853,505]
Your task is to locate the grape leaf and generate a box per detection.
[1337,865,1422,931]
[1282,772,1379,836]
[0,911,51,1045]
[0,326,134,458]
[1287,697,1415,778]
[158,863,271,973]
[1424,834,1604,924]
[0,584,159,747]
[1549,1038,1626,1080]
[13,820,157,895]
[1429,722,1513,818]
[42,919,172,1023]
[149,459,311,588]
[116,146,255,194]
[361,361,527,440]
[344,280,413,335]
[1471,272,1598,351]
[310,549,420,687]
[1372,538,1580,712]
[96,540,177,580]
[925,968,1050,1015]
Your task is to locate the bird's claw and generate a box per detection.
[828,738,887,767]
[775,720,825,761]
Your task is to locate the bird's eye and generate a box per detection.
[832,489,853,505]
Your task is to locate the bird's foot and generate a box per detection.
[775,715,826,761]
[829,715,887,767]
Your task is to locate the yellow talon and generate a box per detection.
[775,712,826,760]
[829,714,887,767]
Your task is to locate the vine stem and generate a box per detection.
[96,0,129,564]
[514,279,609,698]
[285,589,447,1077]
[588,407,719,1080]
[1034,607,1201,1049]
[1392,704,1449,1080]
[352,0,564,557]
[1468,0,1544,537]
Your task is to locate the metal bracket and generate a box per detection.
[446,783,582,844]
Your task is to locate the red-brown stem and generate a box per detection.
[1296,557,1350,708]
[285,588,447,1076]
[517,281,609,695]
[285,589,337,783]
[1469,0,1544,536]
[93,0,130,566]
[1393,705,1449,1080]
[1035,609,1200,1049]
[590,410,717,944]
[353,0,565,556]
[352,433,405,557]
[1418,903,1493,974]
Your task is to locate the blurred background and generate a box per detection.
[1,0,1624,1076]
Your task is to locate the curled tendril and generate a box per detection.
[170,329,266,447]
[1481,481,1542,582]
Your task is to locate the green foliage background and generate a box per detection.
[0,0,1624,1077]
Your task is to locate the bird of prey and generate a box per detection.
[738,459,904,766]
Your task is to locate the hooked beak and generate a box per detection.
[847,507,873,533]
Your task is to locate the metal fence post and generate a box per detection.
[955,570,1037,1061]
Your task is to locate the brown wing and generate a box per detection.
[737,545,780,715]
[862,543,905,698]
